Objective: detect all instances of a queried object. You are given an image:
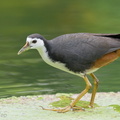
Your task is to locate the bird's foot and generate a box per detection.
[40,105,85,113]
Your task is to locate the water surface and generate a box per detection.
[0,0,120,98]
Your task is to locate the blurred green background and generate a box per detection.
[0,0,120,98]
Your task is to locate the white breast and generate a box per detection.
[36,42,98,78]
[36,44,86,78]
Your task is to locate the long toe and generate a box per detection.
[40,106,85,113]
[40,106,71,113]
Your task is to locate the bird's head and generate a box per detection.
[18,33,45,55]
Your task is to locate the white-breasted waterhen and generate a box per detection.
[18,33,120,112]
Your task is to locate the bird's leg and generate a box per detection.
[89,73,99,107]
[41,75,92,113]
[69,75,92,107]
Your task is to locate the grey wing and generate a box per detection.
[49,33,120,72]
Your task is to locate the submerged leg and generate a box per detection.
[41,75,92,113]
[89,73,99,107]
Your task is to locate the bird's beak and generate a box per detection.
[18,42,30,55]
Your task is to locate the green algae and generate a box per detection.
[109,105,120,113]
[50,95,99,108]
[37,97,43,100]
[0,93,120,120]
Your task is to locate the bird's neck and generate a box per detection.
[36,40,52,63]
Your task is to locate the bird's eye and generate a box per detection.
[32,40,37,43]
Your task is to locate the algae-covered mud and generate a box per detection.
[0,92,120,120]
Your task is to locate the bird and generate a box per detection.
[18,33,120,112]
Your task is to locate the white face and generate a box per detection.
[26,37,44,49]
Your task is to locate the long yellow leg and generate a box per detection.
[70,75,92,107]
[41,75,92,113]
[89,73,99,107]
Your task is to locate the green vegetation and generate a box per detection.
[110,105,120,113]
[50,94,99,108]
